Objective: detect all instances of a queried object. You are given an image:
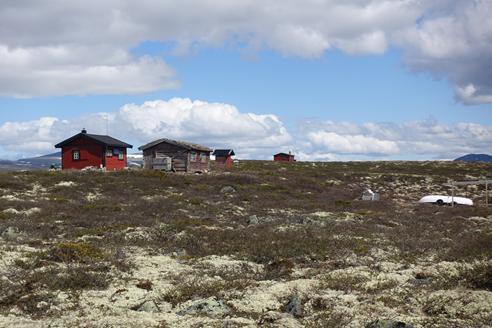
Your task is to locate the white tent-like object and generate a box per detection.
[362,188,380,201]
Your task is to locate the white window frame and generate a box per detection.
[106,149,113,157]
[190,151,197,162]
[118,152,124,160]
[200,152,207,163]
[72,150,80,160]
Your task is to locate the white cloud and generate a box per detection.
[5,0,490,101]
[456,84,492,105]
[115,98,292,150]
[296,151,338,162]
[334,31,387,55]
[1,102,490,161]
[300,118,492,159]
[306,131,399,155]
[0,117,59,150]
[395,0,492,104]
[266,25,331,57]
[0,98,291,159]
[0,45,177,97]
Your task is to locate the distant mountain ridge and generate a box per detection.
[454,154,492,163]
[16,152,61,168]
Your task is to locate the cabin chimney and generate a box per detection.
[81,128,87,134]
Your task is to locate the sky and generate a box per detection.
[0,0,491,160]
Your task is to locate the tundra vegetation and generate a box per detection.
[0,160,491,327]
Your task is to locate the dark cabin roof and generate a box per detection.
[138,138,212,152]
[212,149,235,157]
[55,130,133,148]
[274,152,294,157]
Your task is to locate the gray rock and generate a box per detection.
[411,277,433,286]
[171,248,188,258]
[247,215,259,225]
[134,300,160,313]
[366,319,414,328]
[177,298,230,318]
[284,296,302,317]
[1,227,22,239]
[220,186,236,194]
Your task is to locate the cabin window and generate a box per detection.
[106,149,112,157]
[190,152,197,162]
[113,148,124,160]
[72,150,80,160]
[200,153,207,163]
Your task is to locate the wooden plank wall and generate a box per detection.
[143,143,189,172]
[142,141,211,172]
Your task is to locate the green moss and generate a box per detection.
[353,239,370,255]
[192,183,209,191]
[48,242,105,263]
[82,203,122,211]
[141,170,167,180]
[49,195,69,203]
[188,197,203,206]
[321,273,370,292]
[73,224,132,238]
[335,200,352,208]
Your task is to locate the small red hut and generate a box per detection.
[273,152,295,162]
[213,149,235,168]
[55,129,133,170]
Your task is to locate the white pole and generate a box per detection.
[451,181,455,207]
[486,180,489,206]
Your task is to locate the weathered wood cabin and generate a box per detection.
[138,138,212,173]
[212,149,235,168]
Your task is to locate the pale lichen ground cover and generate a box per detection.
[0,161,491,327]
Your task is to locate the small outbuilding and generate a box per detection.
[273,152,295,162]
[139,138,212,173]
[213,149,235,168]
[362,189,380,201]
[55,129,133,170]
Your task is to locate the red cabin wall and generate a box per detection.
[104,148,127,170]
[215,155,233,168]
[62,144,103,170]
[274,154,294,162]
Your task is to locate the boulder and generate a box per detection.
[284,296,302,317]
[177,298,230,318]
[1,226,23,239]
[137,300,159,313]
[132,300,161,313]
[247,215,259,225]
[220,186,236,194]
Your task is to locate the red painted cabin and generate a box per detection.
[213,149,235,168]
[273,152,295,162]
[55,129,133,170]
